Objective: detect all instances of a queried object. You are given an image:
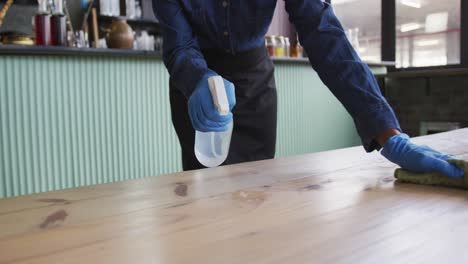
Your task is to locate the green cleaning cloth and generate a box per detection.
[395,160,468,189]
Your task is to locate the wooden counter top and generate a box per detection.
[1,129,468,263]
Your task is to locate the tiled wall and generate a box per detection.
[384,75,468,136]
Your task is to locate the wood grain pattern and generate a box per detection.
[1,129,468,264]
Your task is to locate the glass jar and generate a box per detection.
[135,0,142,18]
[284,37,291,57]
[275,36,285,57]
[37,0,48,13]
[100,0,111,15]
[111,0,120,16]
[34,0,51,46]
[34,14,51,46]
[290,34,301,58]
[50,14,66,46]
[126,0,136,18]
[265,35,276,57]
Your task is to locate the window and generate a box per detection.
[333,0,382,63]
[396,0,461,68]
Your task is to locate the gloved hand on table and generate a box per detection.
[188,74,236,132]
[381,133,465,177]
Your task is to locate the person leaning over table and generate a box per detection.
[152,0,465,177]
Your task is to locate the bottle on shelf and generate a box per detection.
[112,0,120,16]
[50,0,66,46]
[275,36,285,57]
[265,35,277,57]
[126,0,136,18]
[135,0,142,18]
[99,0,110,15]
[284,37,290,58]
[34,0,51,46]
[290,33,302,58]
[100,0,120,16]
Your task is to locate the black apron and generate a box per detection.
[169,46,277,171]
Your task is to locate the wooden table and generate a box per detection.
[1,129,468,264]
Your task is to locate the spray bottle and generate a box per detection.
[194,76,233,168]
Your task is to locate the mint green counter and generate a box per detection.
[0,50,387,197]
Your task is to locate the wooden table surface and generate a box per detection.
[1,129,468,264]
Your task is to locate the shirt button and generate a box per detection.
[222,1,228,7]
[223,31,229,36]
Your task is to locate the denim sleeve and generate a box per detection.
[152,0,216,98]
[284,0,401,152]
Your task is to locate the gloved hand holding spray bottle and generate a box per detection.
[189,75,236,167]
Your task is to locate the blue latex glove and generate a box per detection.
[188,74,236,132]
[381,133,464,177]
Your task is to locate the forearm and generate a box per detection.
[153,0,215,97]
[376,129,400,147]
[163,47,216,97]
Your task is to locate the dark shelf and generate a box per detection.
[0,44,162,58]
[98,15,159,27]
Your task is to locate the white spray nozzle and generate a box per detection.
[208,76,230,116]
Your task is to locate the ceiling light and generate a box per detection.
[360,56,380,62]
[415,39,440,47]
[400,0,422,8]
[425,12,449,33]
[332,0,359,5]
[400,23,422,32]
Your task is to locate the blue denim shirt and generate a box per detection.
[152,0,401,152]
